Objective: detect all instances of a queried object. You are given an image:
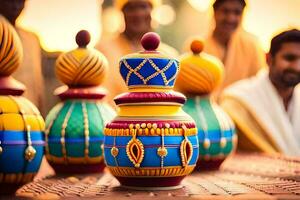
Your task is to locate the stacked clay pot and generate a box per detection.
[45,30,116,173]
[176,39,237,170]
[103,32,199,189]
[0,16,44,192]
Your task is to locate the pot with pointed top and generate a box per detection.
[176,39,237,170]
[0,16,45,192]
[103,32,199,189]
[45,30,116,173]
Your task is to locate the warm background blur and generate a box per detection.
[15,0,300,111]
[18,0,300,52]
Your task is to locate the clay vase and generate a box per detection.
[176,39,237,170]
[45,30,116,173]
[0,16,44,193]
[103,32,199,189]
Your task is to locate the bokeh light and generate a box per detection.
[16,0,300,53]
[243,0,300,51]
[187,0,300,52]
[188,0,213,12]
[102,6,124,37]
[152,4,176,25]
[17,0,102,52]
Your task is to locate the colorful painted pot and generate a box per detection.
[45,31,116,173]
[0,96,44,183]
[176,40,237,170]
[104,32,199,189]
[0,16,45,190]
[184,96,236,170]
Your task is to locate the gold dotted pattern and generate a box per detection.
[158,127,167,168]
[45,102,111,165]
[45,103,64,161]
[104,127,197,137]
[82,102,90,162]
[5,96,44,131]
[124,59,148,85]
[24,125,37,162]
[0,95,44,184]
[180,139,193,167]
[60,103,75,163]
[195,96,210,149]
[126,130,144,168]
[180,125,193,167]
[8,96,44,163]
[157,147,168,157]
[213,102,235,149]
[111,136,119,166]
[111,147,119,157]
[122,58,177,86]
[0,16,23,76]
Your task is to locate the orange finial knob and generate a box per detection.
[190,39,204,54]
[76,30,91,48]
[141,32,160,51]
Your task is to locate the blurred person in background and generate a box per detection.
[204,0,266,94]
[0,0,53,177]
[0,0,45,115]
[96,0,178,107]
[221,29,300,156]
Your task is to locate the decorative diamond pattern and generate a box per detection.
[120,58,179,87]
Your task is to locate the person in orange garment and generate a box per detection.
[204,0,266,94]
[0,0,53,177]
[96,0,178,107]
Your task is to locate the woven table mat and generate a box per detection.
[13,154,300,200]
[222,153,300,181]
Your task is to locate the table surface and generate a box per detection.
[3,153,300,200]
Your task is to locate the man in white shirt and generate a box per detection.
[221,29,300,156]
